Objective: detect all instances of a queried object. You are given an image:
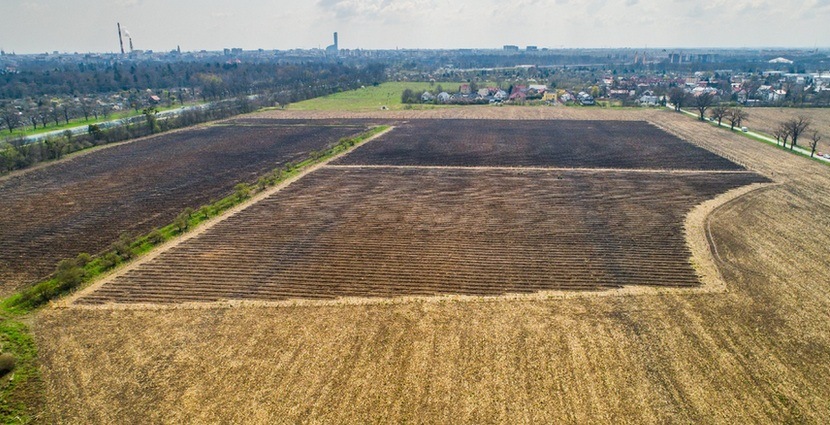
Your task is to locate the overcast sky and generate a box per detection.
[1,0,829,54]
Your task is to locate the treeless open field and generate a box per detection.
[335,119,744,170]
[743,107,830,152]
[33,107,830,423]
[0,119,374,295]
[76,167,765,305]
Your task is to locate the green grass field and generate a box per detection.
[289,82,472,111]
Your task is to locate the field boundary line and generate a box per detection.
[326,164,757,174]
[64,181,773,311]
[58,126,396,307]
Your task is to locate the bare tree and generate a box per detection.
[773,125,786,147]
[781,116,811,149]
[809,131,822,158]
[669,87,687,112]
[49,104,61,126]
[61,103,72,125]
[777,123,791,148]
[693,92,715,120]
[1,107,22,134]
[710,105,729,126]
[727,108,749,131]
[79,98,95,121]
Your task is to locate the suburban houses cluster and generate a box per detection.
[416,84,556,105]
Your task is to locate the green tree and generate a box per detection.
[143,107,160,134]
[401,88,418,104]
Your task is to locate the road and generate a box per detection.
[17,103,213,144]
[668,105,830,164]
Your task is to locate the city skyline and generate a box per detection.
[1,0,829,54]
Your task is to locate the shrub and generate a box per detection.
[75,252,92,267]
[112,233,134,259]
[0,353,17,376]
[55,258,84,291]
[234,183,252,200]
[99,251,120,269]
[147,229,164,245]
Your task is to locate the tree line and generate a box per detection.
[0,61,386,135]
[0,61,386,174]
[670,89,825,159]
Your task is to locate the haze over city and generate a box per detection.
[2,0,830,53]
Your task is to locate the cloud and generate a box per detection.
[316,0,438,21]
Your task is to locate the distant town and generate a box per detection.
[1,31,828,143]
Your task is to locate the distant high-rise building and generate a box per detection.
[503,45,519,52]
[326,32,339,54]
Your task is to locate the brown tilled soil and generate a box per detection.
[33,107,830,423]
[76,167,766,304]
[0,120,374,295]
[335,119,744,170]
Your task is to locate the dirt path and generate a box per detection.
[326,164,759,174]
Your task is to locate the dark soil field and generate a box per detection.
[0,119,373,294]
[335,119,745,170]
[77,167,767,304]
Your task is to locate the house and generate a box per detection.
[477,88,490,97]
[511,85,527,95]
[149,95,161,104]
[528,84,548,93]
[577,92,595,105]
[509,91,527,102]
[638,90,659,106]
[437,92,451,103]
[542,92,558,103]
[459,84,472,95]
[608,89,630,99]
[421,91,435,102]
[493,90,508,101]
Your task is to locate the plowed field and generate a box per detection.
[0,119,374,294]
[37,109,830,423]
[78,167,766,304]
[335,119,744,170]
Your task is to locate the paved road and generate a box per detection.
[668,105,830,164]
[17,103,212,144]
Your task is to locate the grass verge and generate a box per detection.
[0,124,389,423]
[2,102,205,140]
[670,108,829,167]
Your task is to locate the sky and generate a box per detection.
[1,0,829,54]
